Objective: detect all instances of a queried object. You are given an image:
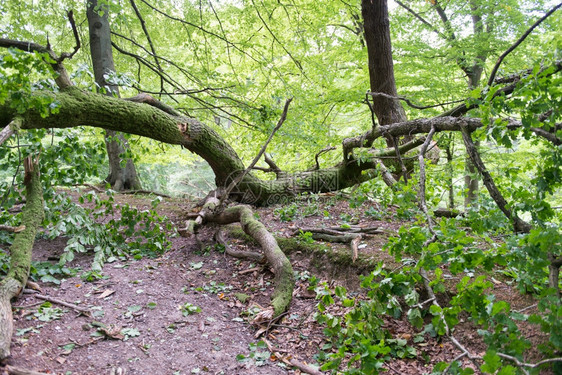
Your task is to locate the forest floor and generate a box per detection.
[2,190,547,375]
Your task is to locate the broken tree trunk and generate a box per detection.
[0,156,44,360]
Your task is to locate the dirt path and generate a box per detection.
[9,234,291,374]
[3,192,548,374]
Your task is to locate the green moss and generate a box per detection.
[2,166,44,288]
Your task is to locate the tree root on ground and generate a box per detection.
[215,228,265,263]
[186,197,294,317]
[0,156,44,360]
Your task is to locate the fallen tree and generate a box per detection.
[0,1,560,371]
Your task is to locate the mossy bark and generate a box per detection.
[0,161,44,359]
[0,88,488,206]
[195,201,293,316]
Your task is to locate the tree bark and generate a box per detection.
[87,0,141,191]
[361,0,407,129]
[361,0,412,179]
[0,157,44,359]
[460,125,531,233]
[212,205,293,316]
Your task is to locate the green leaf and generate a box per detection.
[481,350,501,373]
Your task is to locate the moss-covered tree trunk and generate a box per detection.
[0,157,44,360]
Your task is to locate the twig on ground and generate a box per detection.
[25,291,91,317]
[3,365,51,375]
[261,338,325,375]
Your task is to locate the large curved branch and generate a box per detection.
[0,88,557,207]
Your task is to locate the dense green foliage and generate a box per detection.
[0,0,561,373]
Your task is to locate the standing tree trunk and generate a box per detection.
[361,0,407,129]
[462,1,489,209]
[361,0,411,180]
[87,0,141,191]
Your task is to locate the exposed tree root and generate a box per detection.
[215,228,265,263]
[292,226,383,262]
[187,197,293,317]
[0,157,44,360]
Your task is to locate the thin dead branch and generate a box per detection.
[487,3,562,86]
[3,365,51,375]
[220,98,292,206]
[261,338,324,375]
[368,91,464,110]
[58,10,81,62]
[460,124,531,233]
[314,146,336,170]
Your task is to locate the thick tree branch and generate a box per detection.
[0,118,19,146]
[125,93,181,116]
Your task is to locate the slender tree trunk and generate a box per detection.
[87,0,141,191]
[445,140,455,209]
[462,1,488,208]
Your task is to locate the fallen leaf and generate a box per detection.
[97,289,115,299]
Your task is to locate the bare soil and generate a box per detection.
[1,191,548,375]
